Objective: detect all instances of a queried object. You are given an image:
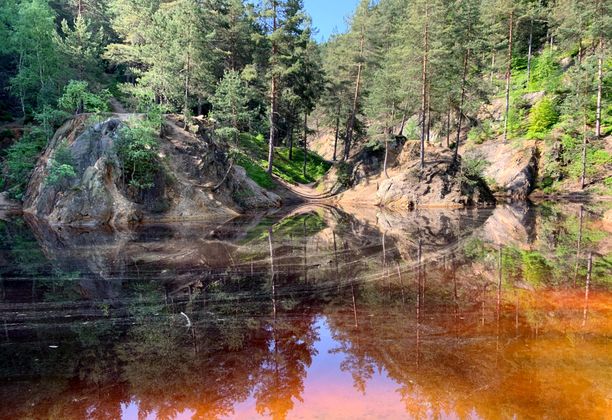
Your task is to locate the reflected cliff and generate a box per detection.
[0,202,610,419]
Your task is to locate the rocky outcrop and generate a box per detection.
[376,151,495,209]
[23,115,280,227]
[472,140,539,199]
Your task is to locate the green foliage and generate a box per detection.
[1,128,47,199]
[336,161,354,188]
[527,97,559,139]
[45,140,76,186]
[232,151,275,189]
[467,121,494,144]
[58,80,110,113]
[275,147,331,184]
[235,133,330,186]
[363,139,384,153]
[521,251,551,286]
[211,70,253,140]
[115,118,161,190]
[459,154,488,187]
[8,0,64,113]
[528,51,561,92]
[462,238,488,260]
[560,133,612,181]
[56,14,104,82]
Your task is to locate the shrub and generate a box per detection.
[460,154,488,187]
[58,80,110,114]
[1,128,47,200]
[467,121,493,144]
[46,140,76,186]
[115,119,161,190]
[527,97,559,139]
[336,161,353,188]
[529,51,561,92]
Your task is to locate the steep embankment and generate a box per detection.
[23,115,281,227]
[319,138,495,209]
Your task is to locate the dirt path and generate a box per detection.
[272,176,339,204]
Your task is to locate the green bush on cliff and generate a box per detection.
[46,140,76,186]
[116,118,161,190]
[527,97,558,139]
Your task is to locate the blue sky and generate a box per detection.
[303,0,360,42]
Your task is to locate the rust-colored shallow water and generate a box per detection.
[0,203,610,419]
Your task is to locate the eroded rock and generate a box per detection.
[474,141,539,199]
[376,151,495,209]
[23,116,280,227]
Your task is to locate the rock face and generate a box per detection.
[473,140,539,199]
[23,115,280,227]
[376,151,495,209]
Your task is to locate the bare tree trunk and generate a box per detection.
[581,112,588,189]
[303,112,308,178]
[453,50,469,166]
[333,112,340,161]
[582,252,592,327]
[398,111,408,136]
[267,1,278,174]
[503,11,514,143]
[420,6,429,170]
[345,28,365,161]
[573,204,584,287]
[595,38,604,138]
[497,246,503,314]
[526,18,533,86]
[383,130,390,179]
[446,108,451,148]
[288,119,294,160]
[426,101,431,145]
[183,23,192,130]
[268,227,276,319]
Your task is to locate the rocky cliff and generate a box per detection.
[332,145,495,209]
[23,115,280,227]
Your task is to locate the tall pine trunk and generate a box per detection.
[383,129,390,179]
[267,1,278,174]
[398,111,408,136]
[303,112,308,178]
[288,119,294,160]
[183,19,192,130]
[420,6,429,170]
[453,50,469,166]
[581,112,588,189]
[345,28,365,161]
[596,38,604,138]
[526,18,533,85]
[503,11,514,143]
[446,108,451,148]
[333,112,340,161]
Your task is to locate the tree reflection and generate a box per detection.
[0,203,610,419]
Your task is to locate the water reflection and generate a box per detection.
[0,202,611,419]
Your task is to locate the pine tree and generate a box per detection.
[56,14,104,83]
[211,69,253,141]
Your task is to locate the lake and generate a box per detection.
[0,202,611,419]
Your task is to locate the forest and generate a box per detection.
[0,0,610,206]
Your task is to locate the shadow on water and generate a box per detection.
[0,202,611,419]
